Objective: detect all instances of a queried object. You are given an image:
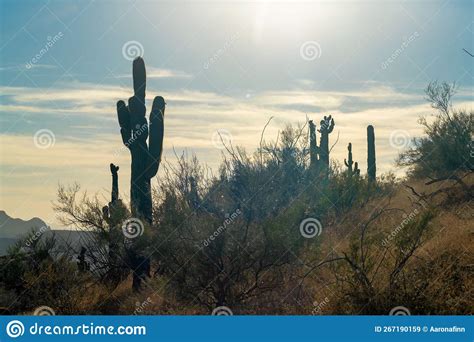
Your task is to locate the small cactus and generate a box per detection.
[344,143,360,177]
[102,163,123,224]
[77,247,89,272]
[354,162,360,177]
[367,125,376,182]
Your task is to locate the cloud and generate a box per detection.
[115,66,192,79]
[1,81,473,227]
[0,64,58,71]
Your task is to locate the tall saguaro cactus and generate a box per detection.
[308,120,320,172]
[116,57,165,223]
[367,125,376,182]
[318,115,335,173]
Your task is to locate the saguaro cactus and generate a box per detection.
[318,115,335,173]
[102,163,129,286]
[367,125,376,182]
[102,163,122,223]
[344,143,360,177]
[116,57,165,223]
[308,120,320,172]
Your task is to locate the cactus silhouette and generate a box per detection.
[344,143,360,177]
[77,247,89,272]
[101,163,129,287]
[102,163,124,223]
[318,115,335,175]
[116,57,165,223]
[367,125,376,182]
[308,120,320,172]
[116,57,164,291]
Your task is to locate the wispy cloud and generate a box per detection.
[0,64,58,71]
[1,81,473,226]
[115,66,192,79]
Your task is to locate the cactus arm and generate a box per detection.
[117,101,131,147]
[344,159,349,167]
[110,163,119,203]
[128,58,148,145]
[328,117,335,133]
[133,57,146,102]
[147,96,165,178]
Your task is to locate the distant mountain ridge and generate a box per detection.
[0,210,91,256]
[0,210,50,238]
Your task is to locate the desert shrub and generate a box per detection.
[0,232,91,314]
[327,206,435,314]
[153,153,308,311]
[398,81,473,178]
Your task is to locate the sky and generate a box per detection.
[0,0,473,227]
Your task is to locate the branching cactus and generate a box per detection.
[101,163,129,287]
[344,143,360,177]
[367,125,376,182]
[318,115,335,172]
[116,57,165,223]
[308,120,320,172]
